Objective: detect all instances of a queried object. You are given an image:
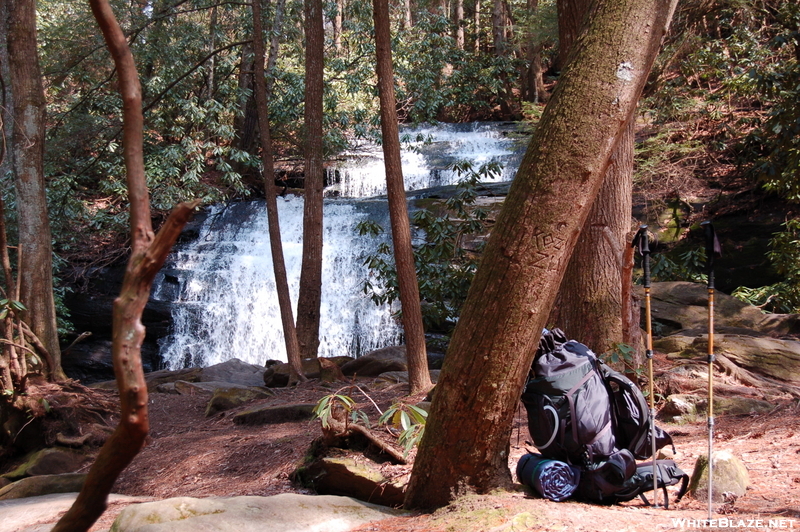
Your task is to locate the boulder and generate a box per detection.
[232,403,317,425]
[198,358,267,386]
[263,356,354,387]
[669,335,800,387]
[92,366,204,392]
[2,447,88,480]
[299,455,406,507]
[0,473,86,500]
[658,394,774,422]
[169,380,268,396]
[341,346,408,377]
[205,386,274,417]
[110,493,404,532]
[688,450,750,502]
[645,281,800,336]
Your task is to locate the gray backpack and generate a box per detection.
[521,329,673,466]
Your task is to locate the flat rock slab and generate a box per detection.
[0,492,148,532]
[232,403,317,425]
[111,493,405,532]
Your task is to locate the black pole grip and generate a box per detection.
[701,221,721,290]
[632,225,651,288]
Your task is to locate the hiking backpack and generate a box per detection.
[520,329,687,505]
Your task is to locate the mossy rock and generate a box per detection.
[688,450,750,502]
[205,386,274,417]
[232,403,317,425]
[0,473,86,500]
[297,454,406,507]
[2,447,89,480]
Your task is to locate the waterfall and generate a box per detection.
[153,122,527,368]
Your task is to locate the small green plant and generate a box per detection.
[647,246,707,284]
[378,402,428,457]
[601,342,643,377]
[311,393,370,430]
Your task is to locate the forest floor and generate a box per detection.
[67,352,800,532]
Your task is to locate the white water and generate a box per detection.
[327,122,523,198]
[154,122,526,368]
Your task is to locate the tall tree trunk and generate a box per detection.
[296,0,325,359]
[231,43,259,184]
[373,0,433,395]
[549,0,637,361]
[6,0,64,381]
[474,0,481,53]
[334,0,344,52]
[524,0,548,103]
[203,5,218,100]
[455,0,465,49]
[251,0,305,381]
[550,120,634,353]
[491,0,506,54]
[53,1,199,529]
[555,0,589,71]
[404,0,677,510]
[403,0,412,30]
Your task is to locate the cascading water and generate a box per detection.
[153,122,527,368]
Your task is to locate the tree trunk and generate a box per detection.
[251,0,305,381]
[474,0,481,53]
[373,0,433,395]
[53,1,199,529]
[334,0,344,53]
[549,0,637,360]
[550,120,634,354]
[404,0,677,510]
[296,0,325,359]
[555,0,590,71]
[491,0,506,54]
[524,0,548,103]
[455,0,465,50]
[231,42,259,183]
[6,0,64,381]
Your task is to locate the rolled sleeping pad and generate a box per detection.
[517,453,581,502]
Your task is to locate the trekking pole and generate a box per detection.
[701,220,722,520]
[632,225,660,508]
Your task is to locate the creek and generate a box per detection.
[153,122,528,369]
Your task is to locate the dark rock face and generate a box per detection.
[62,263,174,383]
[61,339,162,384]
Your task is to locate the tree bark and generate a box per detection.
[549,0,637,360]
[53,0,199,529]
[524,0,548,103]
[6,0,64,381]
[251,0,305,381]
[455,0,465,50]
[404,0,677,510]
[373,0,433,395]
[296,0,325,359]
[550,120,634,354]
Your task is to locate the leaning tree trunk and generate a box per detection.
[295,0,325,359]
[404,0,677,510]
[251,0,305,382]
[373,0,432,395]
[52,1,199,529]
[6,0,64,381]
